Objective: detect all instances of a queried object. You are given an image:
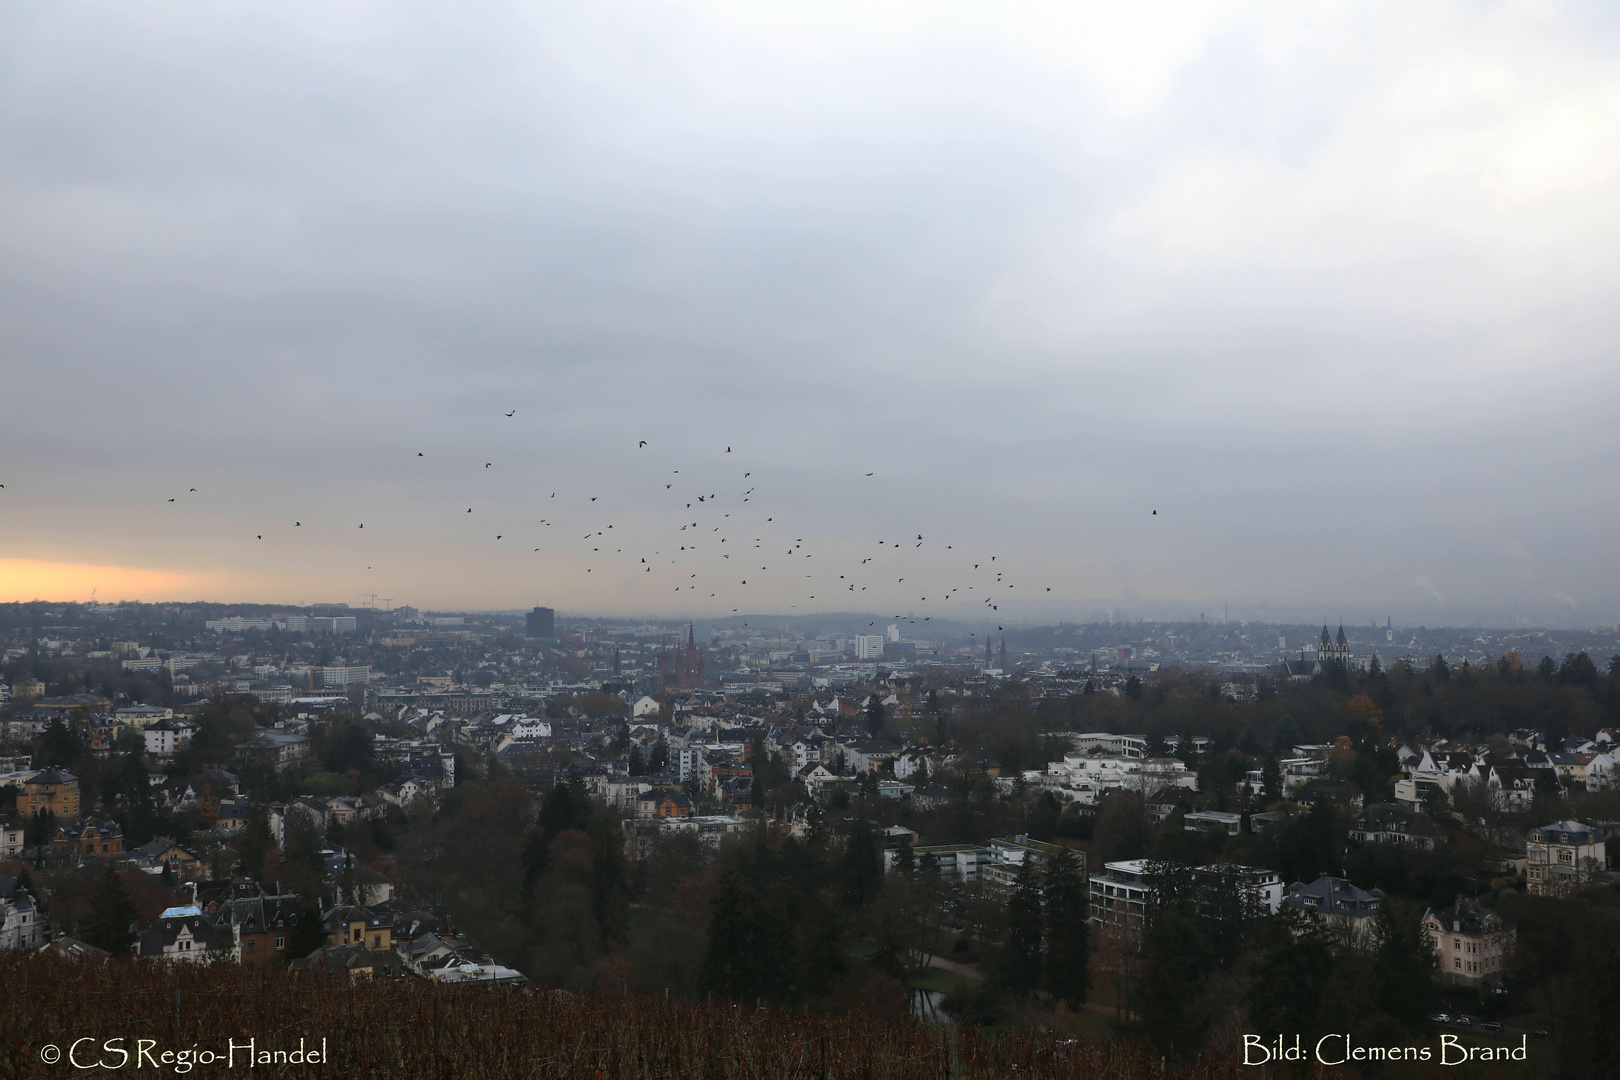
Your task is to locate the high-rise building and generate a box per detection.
[886,624,901,643]
[855,635,885,660]
[526,607,556,640]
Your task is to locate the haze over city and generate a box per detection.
[4,1,1620,625]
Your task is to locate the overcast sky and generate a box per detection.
[3,1,1619,626]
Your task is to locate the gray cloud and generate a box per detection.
[3,1,1620,625]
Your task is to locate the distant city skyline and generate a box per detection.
[5,3,1620,623]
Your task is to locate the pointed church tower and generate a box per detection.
[999,636,1008,670]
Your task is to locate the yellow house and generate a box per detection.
[23,769,80,818]
[323,906,392,951]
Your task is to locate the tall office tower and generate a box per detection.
[526,606,556,639]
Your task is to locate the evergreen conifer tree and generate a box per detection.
[81,867,137,955]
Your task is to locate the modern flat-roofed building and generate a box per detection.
[1184,811,1242,836]
[525,606,556,639]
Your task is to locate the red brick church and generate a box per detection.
[659,624,711,691]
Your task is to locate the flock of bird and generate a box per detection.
[84,406,1161,632]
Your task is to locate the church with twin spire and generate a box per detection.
[1281,622,1357,680]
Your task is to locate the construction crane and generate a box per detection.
[357,593,378,608]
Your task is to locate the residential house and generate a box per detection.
[430,962,531,986]
[123,837,203,881]
[1184,811,1242,836]
[291,943,408,979]
[1090,861,1282,940]
[1291,779,1364,812]
[53,818,124,859]
[1350,803,1442,850]
[22,769,80,819]
[1423,899,1514,987]
[215,798,255,833]
[143,719,196,759]
[1,820,23,859]
[227,895,305,967]
[0,889,43,950]
[636,790,693,819]
[138,905,236,961]
[1284,876,1383,945]
[0,744,31,775]
[236,731,311,768]
[980,835,1083,891]
[116,704,175,730]
[323,905,393,951]
[1527,820,1607,897]
[885,844,990,881]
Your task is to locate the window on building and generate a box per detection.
[275,936,285,950]
[245,940,256,953]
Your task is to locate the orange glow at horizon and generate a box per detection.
[0,559,206,603]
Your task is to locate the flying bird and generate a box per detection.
[295,522,301,526]
[639,441,647,448]
[190,488,197,492]
[726,447,731,452]
[256,535,261,539]
[167,499,174,502]
[1152,510,1157,515]
[505,410,516,417]
[418,452,424,456]
[485,463,492,468]
[358,524,363,528]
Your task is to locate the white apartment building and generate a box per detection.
[144,719,196,758]
[318,665,371,688]
[855,635,886,660]
[1090,861,1282,938]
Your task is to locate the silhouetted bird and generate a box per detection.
[1152,510,1157,515]
[639,441,647,447]
[505,410,515,417]
[485,463,492,468]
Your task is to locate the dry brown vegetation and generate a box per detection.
[0,951,1311,1080]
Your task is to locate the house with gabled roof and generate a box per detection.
[1350,803,1441,850]
[1423,898,1513,987]
[138,906,235,961]
[227,894,305,967]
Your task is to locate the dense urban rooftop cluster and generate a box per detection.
[2,598,1619,1068]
